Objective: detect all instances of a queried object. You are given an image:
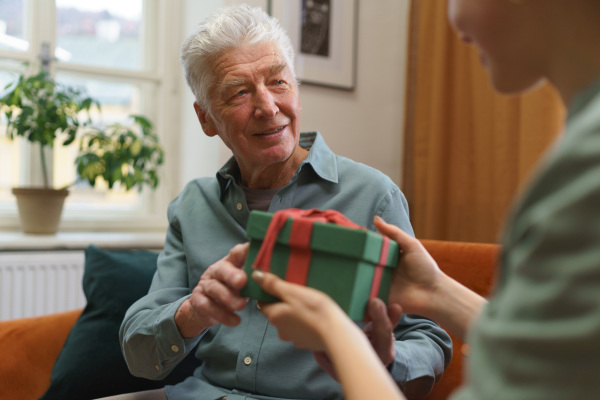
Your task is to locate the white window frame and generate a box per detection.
[0,0,183,233]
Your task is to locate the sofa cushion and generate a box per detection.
[0,309,81,400]
[40,245,197,400]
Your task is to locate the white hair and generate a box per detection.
[180,4,296,112]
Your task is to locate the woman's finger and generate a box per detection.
[252,270,289,299]
[374,216,420,252]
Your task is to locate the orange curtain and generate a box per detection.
[403,0,565,243]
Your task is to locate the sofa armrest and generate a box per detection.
[420,239,500,400]
[0,309,82,400]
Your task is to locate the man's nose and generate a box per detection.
[253,87,278,118]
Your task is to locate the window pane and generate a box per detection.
[54,74,149,209]
[55,0,144,70]
[0,0,29,52]
[56,73,140,125]
[0,66,25,204]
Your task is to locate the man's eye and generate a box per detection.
[236,89,247,96]
[273,80,285,85]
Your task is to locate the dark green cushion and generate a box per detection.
[40,245,197,400]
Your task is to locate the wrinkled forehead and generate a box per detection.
[209,42,293,91]
[216,43,287,74]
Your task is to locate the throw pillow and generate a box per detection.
[40,245,197,400]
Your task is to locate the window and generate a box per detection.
[0,0,181,232]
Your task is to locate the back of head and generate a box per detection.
[180,4,295,111]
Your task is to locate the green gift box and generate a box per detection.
[241,209,400,321]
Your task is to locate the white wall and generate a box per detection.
[178,0,224,190]
[178,0,411,190]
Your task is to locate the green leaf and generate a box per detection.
[81,97,92,111]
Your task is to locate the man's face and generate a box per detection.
[196,42,302,177]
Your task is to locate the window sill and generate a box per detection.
[0,231,166,252]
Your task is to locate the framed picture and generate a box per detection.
[268,0,358,90]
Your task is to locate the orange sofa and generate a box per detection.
[0,240,499,400]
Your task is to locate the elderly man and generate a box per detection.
[118,5,451,400]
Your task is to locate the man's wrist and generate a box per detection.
[175,299,209,338]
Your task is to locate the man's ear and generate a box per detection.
[193,101,218,137]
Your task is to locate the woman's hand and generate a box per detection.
[253,269,354,352]
[374,216,444,318]
[375,216,486,340]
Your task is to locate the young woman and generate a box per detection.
[253,0,600,399]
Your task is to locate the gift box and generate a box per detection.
[241,209,400,321]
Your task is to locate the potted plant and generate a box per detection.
[75,115,164,192]
[0,69,164,234]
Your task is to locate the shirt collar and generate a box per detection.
[216,131,338,196]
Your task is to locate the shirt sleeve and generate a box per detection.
[378,186,453,397]
[119,198,205,380]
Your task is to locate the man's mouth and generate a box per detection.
[255,126,285,136]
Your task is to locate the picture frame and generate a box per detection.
[268,0,358,90]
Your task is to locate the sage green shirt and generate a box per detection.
[454,76,600,400]
[121,132,452,400]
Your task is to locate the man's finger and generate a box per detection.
[367,298,396,365]
[199,278,247,311]
[227,242,250,267]
[388,303,403,326]
[209,261,248,290]
[189,289,242,327]
[368,298,394,332]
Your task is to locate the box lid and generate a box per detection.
[246,210,399,267]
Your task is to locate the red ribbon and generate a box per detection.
[369,236,390,299]
[253,208,388,300]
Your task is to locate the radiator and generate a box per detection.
[0,251,86,320]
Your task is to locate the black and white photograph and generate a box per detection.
[300,0,331,57]
[270,0,357,90]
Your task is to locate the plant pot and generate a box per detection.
[12,187,69,234]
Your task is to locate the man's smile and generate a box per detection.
[254,125,285,136]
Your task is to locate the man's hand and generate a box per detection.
[314,298,403,380]
[363,298,403,367]
[175,243,249,338]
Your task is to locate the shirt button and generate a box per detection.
[154,364,161,371]
[244,356,252,365]
[171,345,179,353]
[236,202,243,210]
